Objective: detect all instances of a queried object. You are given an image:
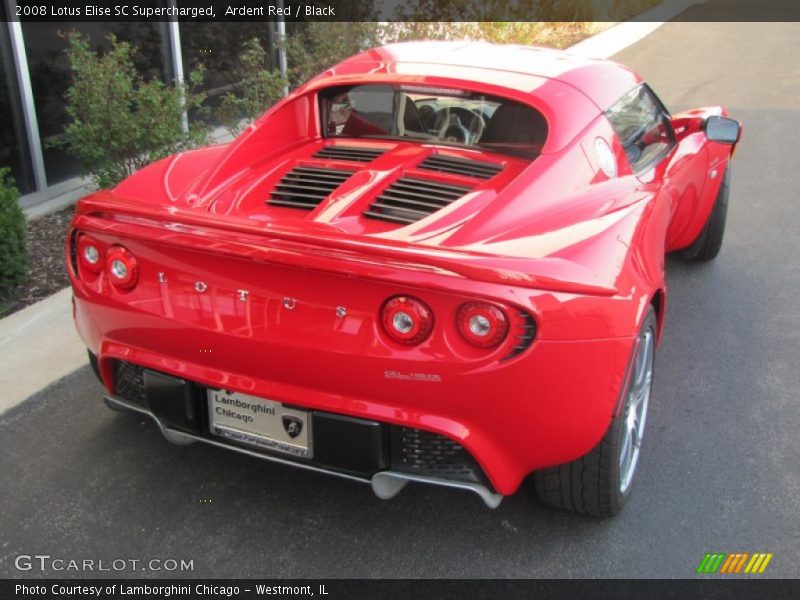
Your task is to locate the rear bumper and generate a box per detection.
[74,292,635,497]
[103,379,502,508]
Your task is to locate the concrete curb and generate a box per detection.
[1,3,699,415]
[0,288,87,415]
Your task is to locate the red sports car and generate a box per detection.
[67,42,741,516]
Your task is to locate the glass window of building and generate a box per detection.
[0,5,35,193]
[20,21,172,187]
[178,23,277,125]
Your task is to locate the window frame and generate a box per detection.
[606,83,676,175]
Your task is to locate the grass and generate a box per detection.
[382,0,665,49]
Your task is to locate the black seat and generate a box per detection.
[480,105,548,156]
[402,100,427,134]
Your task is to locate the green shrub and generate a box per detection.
[0,168,27,299]
[61,31,210,189]
[283,23,384,88]
[217,38,288,136]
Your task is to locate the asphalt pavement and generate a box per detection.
[2,16,799,578]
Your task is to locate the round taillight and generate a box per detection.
[381,296,434,345]
[106,245,139,289]
[77,235,103,273]
[457,302,509,348]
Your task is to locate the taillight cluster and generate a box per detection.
[106,246,139,289]
[77,235,103,274]
[456,301,509,348]
[381,295,514,350]
[382,296,434,345]
[74,233,139,290]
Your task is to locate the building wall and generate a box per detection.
[0,3,280,207]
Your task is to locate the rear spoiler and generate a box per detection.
[73,191,618,297]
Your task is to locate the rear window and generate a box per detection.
[319,84,548,159]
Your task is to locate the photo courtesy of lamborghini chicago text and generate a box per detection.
[1,0,798,597]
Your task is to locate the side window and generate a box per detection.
[607,85,675,173]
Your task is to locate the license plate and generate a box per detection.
[207,389,312,459]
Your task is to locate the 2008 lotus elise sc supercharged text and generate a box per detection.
[67,42,741,516]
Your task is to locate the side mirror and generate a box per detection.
[704,115,741,144]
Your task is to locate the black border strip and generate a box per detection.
[3,579,800,599]
[4,0,800,23]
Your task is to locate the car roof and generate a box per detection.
[330,41,642,111]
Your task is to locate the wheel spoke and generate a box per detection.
[631,339,644,390]
[618,327,654,494]
[631,419,641,448]
[619,428,632,470]
[629,384,643,411]
[640,332,652,374]
[630,372,650,411]
[632,332,652,393]
[626,406,637,430]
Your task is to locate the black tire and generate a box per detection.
[534,307,657,517]
[681,164,730,262]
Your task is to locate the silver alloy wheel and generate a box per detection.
[618,327,655,494]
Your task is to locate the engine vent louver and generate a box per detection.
[363,177,472,225]
[313,146,386,163]
[418,154,503,180]
[267,166,354,210]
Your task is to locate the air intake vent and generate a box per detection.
[390,426,490,486]
[268,166,353,210]
[502,311,537,361]
[363,177,472,225]
[419,154,502,180]
[114,361,147,407]
[313,146,386,163]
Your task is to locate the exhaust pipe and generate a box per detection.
[105,394,503,508]
[371,471,503,508]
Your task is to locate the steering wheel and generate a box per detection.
[433,108,485,144]
[437,113,470,144]
[469,113,486,142]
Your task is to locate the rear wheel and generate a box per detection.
[533,307,657,517]
[681,164,730,261]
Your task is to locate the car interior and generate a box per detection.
[322,84,548,159]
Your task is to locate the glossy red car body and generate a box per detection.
[67,42,737,503]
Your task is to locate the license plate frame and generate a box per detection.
[207,389,312,459]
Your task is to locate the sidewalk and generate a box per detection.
[0,288,86,414]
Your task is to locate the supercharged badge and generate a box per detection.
[384,370,442,383]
